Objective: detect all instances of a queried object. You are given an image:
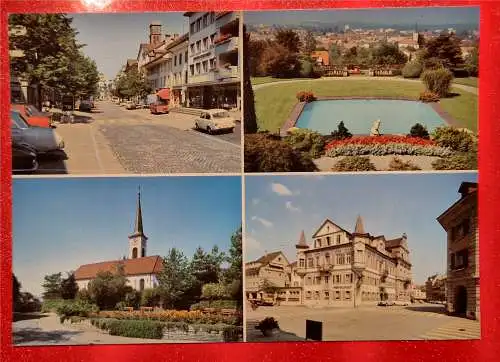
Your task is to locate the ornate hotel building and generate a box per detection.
[437,182,479,320]
[245,216,413,307]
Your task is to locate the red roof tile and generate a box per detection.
[75,255,163,280]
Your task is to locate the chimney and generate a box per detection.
[149,22,162,46]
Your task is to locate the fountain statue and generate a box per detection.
[370,119,381,136]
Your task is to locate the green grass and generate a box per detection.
[251,76,303,86]
[453,77,478,88]
[253,79,477,133]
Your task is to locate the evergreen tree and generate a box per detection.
[13,275,21,312]
[87,263,132,310]
[42,272,62,300]
[224,227,243,306]
[243,26,258,134]
[303,31,317,55]
[331,121,352,140]
[60,272,79,300]
[422,34,464,69]
[275,29,302,53]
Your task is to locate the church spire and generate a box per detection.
[134,186,144,236]
[354,215,365,234]
[296,230,309,249]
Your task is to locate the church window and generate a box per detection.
[132,247,138,259]
[139,279,145,291]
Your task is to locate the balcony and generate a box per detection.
[217,65,240,81]
[214,36,239,56]
[188,71,218,85]
[216,12,239,27]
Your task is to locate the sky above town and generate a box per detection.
[245,7,479,27]
[13,176,241,297]
[70,13,187,80]
[245,172,478,285]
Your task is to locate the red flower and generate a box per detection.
[325,135,436,150]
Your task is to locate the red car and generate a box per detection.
[11,104,52,128]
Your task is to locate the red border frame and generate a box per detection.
[1,1,498,361]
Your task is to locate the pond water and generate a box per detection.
[295,99,447,135]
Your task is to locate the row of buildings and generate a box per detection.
[245,182,479,320]
[115,12,241,110]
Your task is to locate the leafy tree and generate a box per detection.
[157,248,195,309]
[243,26,258,134]
[465,45,479,77]
[60,272,79,300]
[18,292,42,313]
[248,39,269,77]
[331,121,353,140]
[141,288,162,307]
[116,67,151,98]
[303,31,317,55]
[224,227,243,306]
[329,44,343,65]
[201,283,229,304]
[275,29,301,53]
[421,34,464,69]
[371,41,408,66]
[261,44,301,78]
[13,275,22,311]
[87,264,132,310]
[42,272,62,300]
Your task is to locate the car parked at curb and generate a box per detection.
[194,109,236,134]
[11,104,53,128]
[79,100,93,112]
[125,101,137,110]
[11,110,65,155]
[12,143,38,173]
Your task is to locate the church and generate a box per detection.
[74,189,163,292]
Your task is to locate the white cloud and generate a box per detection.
[251,216,273,228]
[271,183,293,196]
[245,236,263,252]
[286,201,301,212]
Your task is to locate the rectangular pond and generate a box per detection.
[295,99,448,135]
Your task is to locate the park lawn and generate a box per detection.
[251,76,303,86]
[253,79,477,133]
[453,77,478,88]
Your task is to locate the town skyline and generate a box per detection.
[245,173,478,285]
[13,176,241,297]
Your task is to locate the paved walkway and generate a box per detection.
[253,76,478,95]
[13,313,210,345]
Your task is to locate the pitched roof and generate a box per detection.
[75,255,163,280]
[296,230,308,249]
[385,237,403,249]
[129,189,146,239]
[164,33,189,51]
[256,251,282,266]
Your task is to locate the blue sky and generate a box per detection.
[245,173,478,284]
[70,13,187,79]
[13,176,241,297]
[245,7,479,26]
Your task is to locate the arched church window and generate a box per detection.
[132,247,138,259]
[140,278,145,291]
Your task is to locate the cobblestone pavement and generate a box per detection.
[246,304,480,342]
[99,122,240,173]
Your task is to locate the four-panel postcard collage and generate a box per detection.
[4,0,486,356]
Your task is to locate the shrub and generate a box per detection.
[190,300,238,311]
[141,288,161,307]
[201,283,230,301]
[409,123,430,139]
[41,299,68,313]
[296,91,316,102]
[402,61,423,78]
[330,121,353,140]
[245,133,318,172]
[388,157,421,171]
[124,290,141,309]
[107,319,165,339]
[255,317,279,331]
[56,300,99,323]
[332,156,377,172]
[223,326,243,342]
[391,68,402,76]
[432,151,477,170]
[421,68,454,97]
[418,91,440,103]
[431,126,476,152]
[300,60,314,78]
[284,128,325,159]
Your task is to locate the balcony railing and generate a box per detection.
[215,37,239,56]
[217,65,239,80]
[188,71,218,84]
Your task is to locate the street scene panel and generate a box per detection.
[12,176,243,345]
[244,173,479,341]
[9,12,241,175]
[243,7,479,172]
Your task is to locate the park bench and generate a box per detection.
[140,306,154,312]
[122,307,133,312]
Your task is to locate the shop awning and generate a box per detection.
[157,88,170,99]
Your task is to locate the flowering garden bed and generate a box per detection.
[324,135,453,157]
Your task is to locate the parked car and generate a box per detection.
[125,101,137,110]
[12,143,38,173]
[378,300,396,307]
[11,104,52,128]
[194,109,236,134]
[394,300,410,306]
[79,100,93,112]
[11,110,65,155]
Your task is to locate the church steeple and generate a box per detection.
[354,215,365,234]
[128,187,148,259]
[296,230,309,249]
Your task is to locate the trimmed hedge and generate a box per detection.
[108,319,165,339]
[190,300,238,310]
[402,61,423,78]
[57,300,99,323]
[432,152,477,170]
[332,156,376,172]
[284,128,325,159]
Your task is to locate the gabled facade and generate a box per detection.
[245,251,290,294]
[438,182,479,320]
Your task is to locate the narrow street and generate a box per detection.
[34,101,241,174]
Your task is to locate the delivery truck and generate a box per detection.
[148,88,170,114]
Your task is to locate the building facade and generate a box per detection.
[437,182,479,320]
[245,217,413,308]
[245,251,290,299]
[184,12,240,110]
[75,190,163,292]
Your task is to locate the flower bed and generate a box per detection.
[92,309,241,326]
[325,135,452,157]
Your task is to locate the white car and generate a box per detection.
[194,109,236,134]
[125,101,137,110]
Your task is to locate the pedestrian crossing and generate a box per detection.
[418,319,481,340]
